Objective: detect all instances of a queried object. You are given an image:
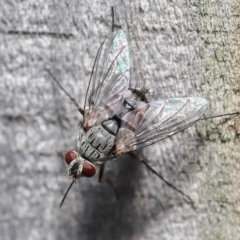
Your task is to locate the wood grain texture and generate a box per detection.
[0,1,239,240]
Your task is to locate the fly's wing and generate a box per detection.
[83,30,130,131]
[114,97,207,155]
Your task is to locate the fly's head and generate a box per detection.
[64,150,96,179]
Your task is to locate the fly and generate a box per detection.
[46,30,238,208]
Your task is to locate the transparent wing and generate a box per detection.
[114,97,207,155]
[83,30,130,130]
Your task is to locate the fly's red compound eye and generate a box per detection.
[65,151,77,165]
[82,162,96,178]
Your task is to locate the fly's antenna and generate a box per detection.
[199,111,239,120]
[59,179,75,208]
[45,68,84,115]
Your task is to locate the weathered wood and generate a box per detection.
[0,1,239,239]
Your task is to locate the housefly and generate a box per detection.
[49,30,208,207]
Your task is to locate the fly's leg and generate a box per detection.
[128,152,196,209]
[59,179,75,208]
[200,111,239,121]
[111,6,121,32]
[46,68,84,116]
[78,107,84,115]
[98,163,105,182]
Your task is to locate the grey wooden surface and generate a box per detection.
[0,1,239,240]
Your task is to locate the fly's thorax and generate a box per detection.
[77,119,119,162]
[65,151,96,179]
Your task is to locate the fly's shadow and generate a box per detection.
[79,153,147,240]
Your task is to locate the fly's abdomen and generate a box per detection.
[79,119,119,161]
